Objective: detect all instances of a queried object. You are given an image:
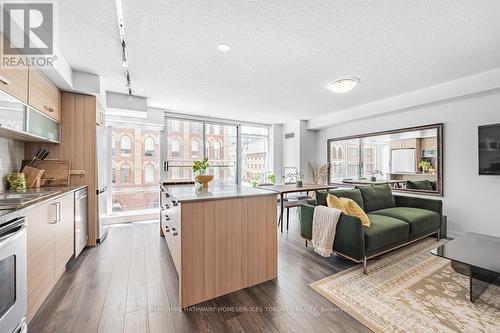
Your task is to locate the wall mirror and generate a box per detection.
[327,123,443,196]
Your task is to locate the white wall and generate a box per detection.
[315,91,500,237]
[299,121,316,182]
[271,124,283,181]
[282,120,317,182]
[282,121,300,180]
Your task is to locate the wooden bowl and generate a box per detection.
[196,175,214,188]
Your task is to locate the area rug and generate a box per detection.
[310,238,500,333]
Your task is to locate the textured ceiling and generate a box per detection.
[57,0,500,123]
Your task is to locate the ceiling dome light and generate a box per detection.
[217,44,231,52]
[326,77,360,93]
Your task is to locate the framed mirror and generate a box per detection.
[327,123,443,196]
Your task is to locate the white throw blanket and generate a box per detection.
[311,206,342,257]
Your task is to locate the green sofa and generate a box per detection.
[300,184,442,273]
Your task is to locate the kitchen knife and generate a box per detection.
[29,147,42,166]
[34,148,49,167]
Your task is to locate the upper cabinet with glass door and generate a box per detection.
[0,33,61,142]
[0,90,26,131]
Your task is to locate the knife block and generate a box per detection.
[22,165,45,188]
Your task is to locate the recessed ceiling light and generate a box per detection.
[217,44,231,52]
[326,77,360,93]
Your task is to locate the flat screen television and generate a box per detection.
[479,123,500,175]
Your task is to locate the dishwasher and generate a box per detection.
[74,188,88,258]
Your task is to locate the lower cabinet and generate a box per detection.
[26,192,75,323]
[161,200,181,274]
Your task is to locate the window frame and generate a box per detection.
[164,116,271,184]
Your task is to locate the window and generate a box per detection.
[165,119,268,185]
[331,146,337,159]
[144,164,155,183]
[171,138,181,158]
[213,141,221,159]
[191,140,200,158]
[120,164,132,184]
[168,120,180,132]
[110,126,161,215]
[241,126,270,184]
[144,137,155,156]
[112,136,116,156]
[120,135,132,155]
[190,122,202,133]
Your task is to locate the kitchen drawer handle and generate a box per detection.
[0,75,11,85]
[49,203,59,224]
[44,105,54,113]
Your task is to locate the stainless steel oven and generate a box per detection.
[0,211,27,333]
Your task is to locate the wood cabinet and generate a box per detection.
[26,200,55,323]
[25,93,98,245]
[28,67,61,121]
[161,198,181,274]
[0,34,29,103]
[26,191,75,323]
[54,193,75,279]
[160,189,277,308]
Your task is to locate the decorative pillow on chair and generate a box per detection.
[327,194,370,227]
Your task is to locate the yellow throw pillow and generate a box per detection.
[326,194,348,214]
[342,198,371,227]
[326,194,370,227]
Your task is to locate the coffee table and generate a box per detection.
[431,232,500,302]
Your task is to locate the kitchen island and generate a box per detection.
[159,183,277,308]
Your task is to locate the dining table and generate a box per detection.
[258,183,338,233]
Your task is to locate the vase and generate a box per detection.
[196,175,214,188]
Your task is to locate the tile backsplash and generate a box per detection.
[0,137,24,191]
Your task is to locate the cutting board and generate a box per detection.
[22,160,71,187]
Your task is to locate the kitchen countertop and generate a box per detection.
[0,185,87,211]
[161,183,277,203]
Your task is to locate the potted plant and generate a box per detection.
[193,158,213,188]
[287,171,304,187]
[370,170,383,182]
[418,160,432,173]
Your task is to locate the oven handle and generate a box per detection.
[0,225,26,250]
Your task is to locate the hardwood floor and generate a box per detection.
[28,209,370,333]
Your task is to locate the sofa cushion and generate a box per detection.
[327,194,370,227]
[364,214,409,255]
[370,207,440,238]
[406,180,433,191]
[316,188,364,209]
[358,184,395,213]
